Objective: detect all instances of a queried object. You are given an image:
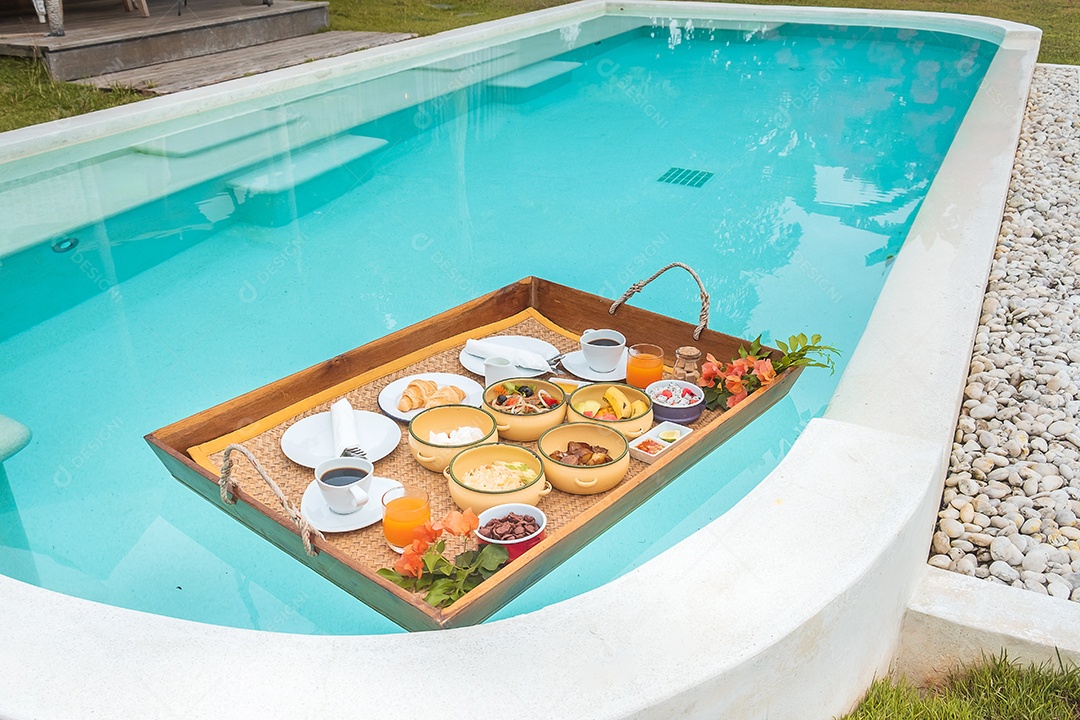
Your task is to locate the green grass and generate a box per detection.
[0,56,143,134]
[1,0,1077,132]
[328,0,1080,66]
[842,654,1080,720]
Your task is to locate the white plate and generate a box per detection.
[280,410,401,469]
[300,476,402,533]
[377,372,484,422]
[458,336,559,378]
[560,349,628,382]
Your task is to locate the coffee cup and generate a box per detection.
[484,356,518,387]
[314,457,374,515]
[580,328,626,373]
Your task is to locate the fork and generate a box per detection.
[547,352,569,372]
[340,446,368,459]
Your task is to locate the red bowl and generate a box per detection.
[475,503,547,561]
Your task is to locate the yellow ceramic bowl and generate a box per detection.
[483,378,567,442]
[444,444,552,514]
[407,405,498,472]
[537,423,630,495]
[566,383,654,439]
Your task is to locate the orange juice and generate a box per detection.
[382,487,430,551]
[626,344,664,388]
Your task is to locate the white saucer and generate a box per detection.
[300,476,402,533]
[458,336,559,378]
[280,410,401,468]
[377,372,484,422]
[560,349,628,382]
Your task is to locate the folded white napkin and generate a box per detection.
[464,339,550,372]
[330,399,360,456]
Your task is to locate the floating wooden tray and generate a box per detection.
[145,277,801,630]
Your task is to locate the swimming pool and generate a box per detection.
[0,10,996,635]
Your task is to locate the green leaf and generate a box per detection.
[424,578,457,608]
[453,548,478,570]
[798,332,808,346]
[477,543,510,571]
[376,568,408,587]
[776,340,789,354]
[738,345,747,358]
[811,334,821,344]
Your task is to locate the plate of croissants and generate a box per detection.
[377,373,484,422]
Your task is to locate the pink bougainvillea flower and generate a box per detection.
[753,358,777,385]
[725,374,745,395]
[394,539,429,578]
[413,521,441,544]
[699,360,721,387]
[728,357,753,377]
[726,390,748,408]
[435,508,480,537]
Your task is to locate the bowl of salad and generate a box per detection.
[482,378,567,442]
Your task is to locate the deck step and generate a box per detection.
[79,31,415,94]
[486,60,581,102]
[227,134,388,225]
[3,0,331,81]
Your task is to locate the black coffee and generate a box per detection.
[587,338,621,346]
[321,468,368,486]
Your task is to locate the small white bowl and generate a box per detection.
[476,503,548,561]
[629,421,693,464]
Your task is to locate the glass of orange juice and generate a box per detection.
[626,344,664,388]
[381,486,431,553]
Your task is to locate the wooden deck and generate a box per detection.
[0,0,330,80]
[77,30,416,93]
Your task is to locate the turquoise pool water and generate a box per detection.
[0,18,995,633]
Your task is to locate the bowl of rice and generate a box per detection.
[408,404,498,472]
[444,443,551,514]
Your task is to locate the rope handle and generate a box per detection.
[608,262,711,340]
[219,444,324,557]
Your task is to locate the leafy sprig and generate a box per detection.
[773,333,840,374]
[378,540,508,608]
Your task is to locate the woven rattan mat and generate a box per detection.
[208,316,717,573]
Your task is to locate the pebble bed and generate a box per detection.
[931,65,1080,602]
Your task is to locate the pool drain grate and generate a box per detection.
[658,167,714,188]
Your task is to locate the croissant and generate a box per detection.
[423,385,467,408]
[397,379,439,412]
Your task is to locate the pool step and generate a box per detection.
[486,60,582,103]
[133,113,300,158]
[227,134,388,226]
[423,46,516,72]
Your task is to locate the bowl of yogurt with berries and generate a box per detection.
[644,379,705,424]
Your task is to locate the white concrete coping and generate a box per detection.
[0,419,945,719]
[897,566,1080,686]
[0,2,1042,718]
